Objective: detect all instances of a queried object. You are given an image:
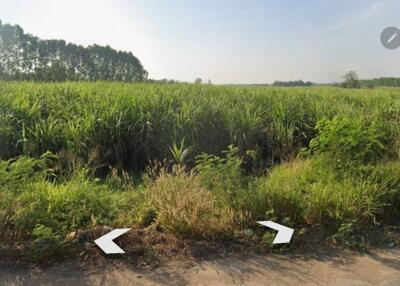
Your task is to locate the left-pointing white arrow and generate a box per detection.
[257,221,294,244]
[94,228,131,254]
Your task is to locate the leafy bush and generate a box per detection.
[195,146,257,226]
[330,220,367,251]
[195,146,244,202]
[0,152,56,189]
[30,224,70,260]
[309,115,392,170]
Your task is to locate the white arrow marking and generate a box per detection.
[94,228,130,254]
[257,221,294,244]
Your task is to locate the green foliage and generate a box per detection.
[0,82,400,251]
[0,157,138,240]
[195,145,252,213]
[255,160,312,224]
[0,152,56,189]
[342,71,361,88]
[360,77,400,88]
[370,161,400,222]
[272,80,313,87]
[309,115,392,170]
[261,231,277,247]
[0,21,147,82]
[0,82,398,171]
[0,107,15,159]
[31,224,70,260]
[194,146,263,228]
[195,145,243,191]
[330,220,367,251]
[32,224,56,240]
[169,139,191,165]
[255,159,383,228]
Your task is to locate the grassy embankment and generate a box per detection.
[0,82,399,254]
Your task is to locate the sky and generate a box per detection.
[0,0,399,84]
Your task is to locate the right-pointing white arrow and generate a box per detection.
[94,228,131,254]
[257,221,294,244]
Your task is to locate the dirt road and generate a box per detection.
[1,248,399,286]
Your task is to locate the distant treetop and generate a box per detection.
[0,20,148,82]
[360,77,400,88]
[272,80,313,87]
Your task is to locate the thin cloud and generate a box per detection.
[329,2,384,32]
[360,3,383,20]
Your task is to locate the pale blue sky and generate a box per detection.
[1,0,399,83]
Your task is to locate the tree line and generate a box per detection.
[272,80,313,87]
[340,71,400,88]
[360,77,400,88]
[0,20,147,82]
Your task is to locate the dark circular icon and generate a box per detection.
[381,26,400,50]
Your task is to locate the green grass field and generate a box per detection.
[1,82,399,253]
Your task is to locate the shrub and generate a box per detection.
[304,178,379,226]
[195,145,243,186]
[11,174,137,236]
[0,157,139,240]
[309,115,391,170]
[147,166,235,238]
[0,152,57,188]
[30,224,70,260]
[256,159,381,228]
[195,146,256,226]
[255,160,313,224]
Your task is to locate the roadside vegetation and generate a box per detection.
[0,82,399,256]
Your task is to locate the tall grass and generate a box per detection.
[1,82,400,248]
[1,82,399,172]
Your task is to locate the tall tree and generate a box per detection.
[0,20,148,82]
[342,71,361,88]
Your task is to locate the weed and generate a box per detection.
[147,166,235,238]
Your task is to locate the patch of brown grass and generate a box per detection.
[148,166,235,238]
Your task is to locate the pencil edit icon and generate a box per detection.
[381,26,400,49]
